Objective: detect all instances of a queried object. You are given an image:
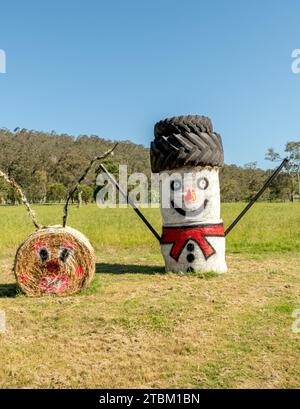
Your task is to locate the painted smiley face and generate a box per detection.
[170,176,209,217]
[34,241,76,293]
[14,226,95,297]
[159,167,221,226]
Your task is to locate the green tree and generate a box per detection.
[46,183,67,203]
[27,170,48,203]
[266,141,300,201]
[78,185,94,204]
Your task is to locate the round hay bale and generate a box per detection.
[14,225,95,297]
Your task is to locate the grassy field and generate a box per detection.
[0,203,299,388]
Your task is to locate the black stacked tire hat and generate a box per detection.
[151,115,224,173]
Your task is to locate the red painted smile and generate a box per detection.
[39,275,70,293]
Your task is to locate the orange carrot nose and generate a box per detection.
[184,189,196,202]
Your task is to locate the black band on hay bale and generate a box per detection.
[150,115,224,173]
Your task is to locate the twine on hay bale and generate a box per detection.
[0,143,118,297]
[14,225,95,297]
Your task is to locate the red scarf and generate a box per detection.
[161,223,225,261]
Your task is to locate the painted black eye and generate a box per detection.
[197,177,209,190]
[38,247,50,262]
[59,247,72,263]
[170,179,182,191]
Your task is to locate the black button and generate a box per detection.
[187,253,195,263]
[187,243,195,252]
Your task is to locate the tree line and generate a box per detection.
[0,127,298,204]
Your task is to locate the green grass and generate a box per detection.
[0,202,299,257]
[0,203,299,388]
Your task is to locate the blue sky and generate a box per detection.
[0,0,299,168]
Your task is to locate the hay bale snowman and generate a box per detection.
[151,115,227,274]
